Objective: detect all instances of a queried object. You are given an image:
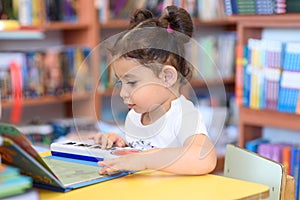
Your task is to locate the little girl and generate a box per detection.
[91,5,217,175]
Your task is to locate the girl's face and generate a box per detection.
[112,58,176,116]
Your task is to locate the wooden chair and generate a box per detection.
[223,144,295,200]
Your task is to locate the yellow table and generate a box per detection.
[38,170,269,200]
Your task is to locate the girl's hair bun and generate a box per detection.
[129,9,154,29]
[159,5,193,43]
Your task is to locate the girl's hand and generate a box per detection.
[89,132,126,149]
[98,154,147,174]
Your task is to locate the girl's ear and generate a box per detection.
[160,65,178,88]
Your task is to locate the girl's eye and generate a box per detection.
[127,81,137,86]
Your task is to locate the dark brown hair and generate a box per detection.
[111,5,194,84]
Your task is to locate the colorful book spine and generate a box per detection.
[245,138,269,152]
[248,39,265,109]
[291,146,300,200]
[31,0,44,25]
[0,46,92,100]
[282,145,291,175]
[235,44,244,107]
[264,40,282,110]
[18,0,32,25]
[278,42,300,113]
[257,143,273,160]
[225,0,280,15]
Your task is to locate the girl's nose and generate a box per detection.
[120,85,129,99]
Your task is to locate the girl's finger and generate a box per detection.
[106,139,113,149]
[99,166,108,174]
[101,136,108,149]
[98,161,106,167]
[116,139,126,147]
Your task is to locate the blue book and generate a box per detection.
[291,147,300,200]
[297,149,300,200]
[245,138,269,153]
[0,165,20,180]
[243,45,250,107]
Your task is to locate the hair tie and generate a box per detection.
[167,24,174,33]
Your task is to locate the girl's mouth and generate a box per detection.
[128,104,135,109]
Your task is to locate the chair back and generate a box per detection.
[224,144,286,200]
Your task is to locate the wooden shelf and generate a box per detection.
[238,107,300,147]
[193,18,236,26]
[43,22,89,31]
[228,13,300,24]
[233,13,300,44]
[100,19,129,29]
[1,93,91,108]
[100,18,236,29]
[190,77,235,87]
[19,22,89,31]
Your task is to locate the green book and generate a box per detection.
[0,165,33,198]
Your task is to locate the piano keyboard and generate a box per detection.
[50,140,140,162]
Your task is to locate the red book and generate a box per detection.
[235,44,244,107]
[282,145,291,175]
[9,61,23,124]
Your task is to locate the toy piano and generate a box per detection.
[50,140,140,162]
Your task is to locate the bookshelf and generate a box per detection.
[1,0,100,123]
[231,14,300,147]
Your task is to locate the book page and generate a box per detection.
[42,157,103,187]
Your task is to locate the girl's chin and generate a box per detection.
[131,107,144,114]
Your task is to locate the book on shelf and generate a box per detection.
[224,0,289,15]
[45,0,78,22]
[235,44,244,107]
[0,123,136,192]
[0,46,92,101]
[278,42,300,114]
[102,0,226,21]
[291,146,300,200]
[190,32,236,81]
[0,20,20,31]
[282,145,291,175]
[245,137,269,152]
[241,38,300,114]
[286,0,300,13]
[264,40,282,111]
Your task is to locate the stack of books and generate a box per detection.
[0,135,37,199]
[278,42,300,113]
[238,38,300,114]
[0,156,33,199]
[224,0,289,15]
[286,0,300,13]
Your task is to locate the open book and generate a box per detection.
[0,123,132,192]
